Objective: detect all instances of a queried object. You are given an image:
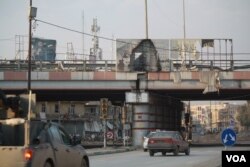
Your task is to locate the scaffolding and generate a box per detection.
[15,35,26,60]
[66,42,76,61]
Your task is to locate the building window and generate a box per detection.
[90,108,95,114]
[41,103,46,113]
[55,103,59,113]
[69,104,75,115]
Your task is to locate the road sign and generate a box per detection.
[221,128,236,146]
[106,131,114,139]
[229,119,235,128]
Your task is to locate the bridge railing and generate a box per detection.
[0,59,116,72]
[171,59,236,71]
[0,59,250,72]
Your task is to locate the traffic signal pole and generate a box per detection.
[100,98,109,148]
[185,101,192,142]
[103,119,107,148]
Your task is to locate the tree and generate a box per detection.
[237,102,250,130]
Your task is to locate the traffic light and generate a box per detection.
[184,113,190,125]
[100,98,108,119]
[0,99,3,108]
[7,96,20,111]
[0,91,6,108]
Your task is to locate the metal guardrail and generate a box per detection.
[0,60,116,72]
[0,59,250,72]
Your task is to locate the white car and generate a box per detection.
[143,131,156,152]
[0,120,89,167]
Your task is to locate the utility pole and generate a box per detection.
[26,0,37,147]
[82,10,85,60]
[181,0,187,70]
[27,0,37,91]
[183,0,186,40]
[144,0,149,39]
[28,0,32,92]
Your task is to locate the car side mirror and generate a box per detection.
[32,138,40,145]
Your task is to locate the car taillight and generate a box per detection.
[24,148,33,161]
[149,139,155,144]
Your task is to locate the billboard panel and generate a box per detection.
[32,38,57,62]
[116,39,233,71]
[116,39,170,72]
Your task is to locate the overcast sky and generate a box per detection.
[1,0,250,60]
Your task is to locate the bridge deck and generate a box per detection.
[1,71,250,101]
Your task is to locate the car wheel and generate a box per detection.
[81,158,88,167]
[44,161,53,167]
[162,151,166,156]
[149,150,154,157]
[173,146,179,156]
[185,147,190,155]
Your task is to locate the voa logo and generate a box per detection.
[222,151,249,167]
[226,155,246,163]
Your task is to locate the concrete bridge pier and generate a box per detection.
[131,93,183,146]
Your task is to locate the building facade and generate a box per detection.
[190,102,241,134]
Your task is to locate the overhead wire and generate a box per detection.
[152,0,182,28]
[0,38,15,41]
[34,18,250,56]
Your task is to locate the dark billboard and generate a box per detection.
[116,39,233,72]
[32,37,56,62]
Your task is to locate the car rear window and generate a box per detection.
[147,132,155,138]
[151,131,175,138]
[0,121,45,146]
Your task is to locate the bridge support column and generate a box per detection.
[130,93,183,147]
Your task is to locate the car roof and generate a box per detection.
[155,130,179,133]
[152,131,180,136]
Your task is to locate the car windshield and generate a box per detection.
[147,132,155,138]
[150,131,175,138]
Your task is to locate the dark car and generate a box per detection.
[143,131,156,152]
[147,130,190,156]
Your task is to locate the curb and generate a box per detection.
[87,147,137,156]
[191,143,250,147]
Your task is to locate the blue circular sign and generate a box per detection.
[221,128,236,146]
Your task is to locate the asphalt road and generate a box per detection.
[89,146,250,167]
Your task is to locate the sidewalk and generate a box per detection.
[86,146,137,156]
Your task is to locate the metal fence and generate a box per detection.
[0,59,250,72]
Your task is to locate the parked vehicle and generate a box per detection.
[147,130,190,156]
[0,119,89,167]
[143,131,156,152]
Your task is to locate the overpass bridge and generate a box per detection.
[1,59,250,145]
[1,62,250,101]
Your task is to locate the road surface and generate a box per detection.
[89,146,250,167]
